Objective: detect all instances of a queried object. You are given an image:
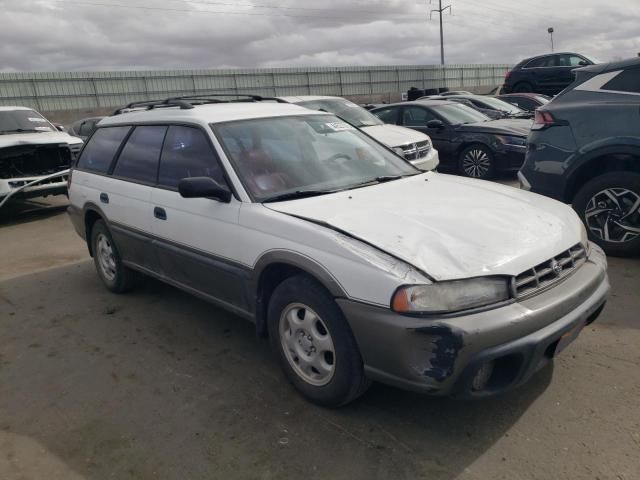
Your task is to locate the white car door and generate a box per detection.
[102,125,167,273]
[150,125,250,314]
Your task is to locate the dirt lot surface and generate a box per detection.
[1,195,639,480]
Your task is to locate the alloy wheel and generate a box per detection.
[96,233,117,281]
[463,148,491,178]
[585,188,640,243]
[279,303,336,386]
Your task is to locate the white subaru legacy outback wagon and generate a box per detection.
[68,95,609,406]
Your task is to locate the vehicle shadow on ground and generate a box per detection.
[0,261,552,480]
[0,198,68,227]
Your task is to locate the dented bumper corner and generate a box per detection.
[337,246,609,397]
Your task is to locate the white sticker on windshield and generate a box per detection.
[28,117,48,122]
[326,122,354,131]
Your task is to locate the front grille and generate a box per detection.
[403,141,431,161]
[514,244,587,299]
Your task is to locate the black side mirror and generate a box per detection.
[578,60,589,66]
[426,119,444,130]
[178,177,232,203]
[53,123,65,132]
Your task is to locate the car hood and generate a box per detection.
[0,131,83,149]
[361,124,430,148]
[266,173,584,281]
[458,118,532,137]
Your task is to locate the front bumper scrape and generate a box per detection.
[337,245,609,397]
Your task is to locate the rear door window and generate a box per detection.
[79,120,97,137]
[76,126,130,173]
[158,126,226,189]
[402,106,437,126]
[112,126,167,184]
[373,107,400,124]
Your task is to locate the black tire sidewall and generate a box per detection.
[573,172,640,257]
[458,144,495,180]
[90,220,130,292]
[267,275,368,407]
[515,82,533,93]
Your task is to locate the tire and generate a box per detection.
[90,220,137,293]
[267,274,371,407]
[458,144,496,180]
[573,172,640,257]
[514,82,533,93]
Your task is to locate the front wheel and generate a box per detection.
[573,172,640,257]
[267,275,370,407]
[458,144,495,180]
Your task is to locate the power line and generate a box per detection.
[430,0,451,65]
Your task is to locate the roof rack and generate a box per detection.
[111,94,288,116]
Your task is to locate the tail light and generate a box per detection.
[533,110,561,129]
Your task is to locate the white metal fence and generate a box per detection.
[0,64,511,112]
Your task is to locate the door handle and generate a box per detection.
[154,207,167,221]
[99,193,109,204]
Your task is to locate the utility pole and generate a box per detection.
[431,0,452,65]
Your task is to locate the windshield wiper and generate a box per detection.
[262,189,336,203]
[341,173,419,191]
[0,128,41,134]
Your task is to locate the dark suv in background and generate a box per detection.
[504,52,595,95]
[520,57,640,256]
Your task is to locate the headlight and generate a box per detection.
[496,135,527,147]
[393,147,406,158]
[392,277,511,314]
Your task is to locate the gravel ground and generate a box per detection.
[0,196,638,480]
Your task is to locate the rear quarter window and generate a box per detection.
[602,68,640,94]
[76,126,130,173]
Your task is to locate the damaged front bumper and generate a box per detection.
[0,170,70,209]
[338,244,609,397]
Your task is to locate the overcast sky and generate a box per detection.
[0,0,639,72]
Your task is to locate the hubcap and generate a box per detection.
[279,303,336,386]
[585,188,640,243]
[96,234,117,281]
[462,149,491,178]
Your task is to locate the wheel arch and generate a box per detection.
[83,203,109,256]
[251,251,348,338]
[565,146,640,202]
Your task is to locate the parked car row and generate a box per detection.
[67,93,610,407]
[371,100,530,179]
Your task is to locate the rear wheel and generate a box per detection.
[90,220,137,292]
[573,172,640,257]
[458,144,495,180]
[514,82,533,93]
[267,274,370,407]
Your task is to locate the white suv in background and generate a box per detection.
[277,96,439,171]
[0,106,83,206]
[68,95,608,407]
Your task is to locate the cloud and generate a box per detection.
[0,0,638,72]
